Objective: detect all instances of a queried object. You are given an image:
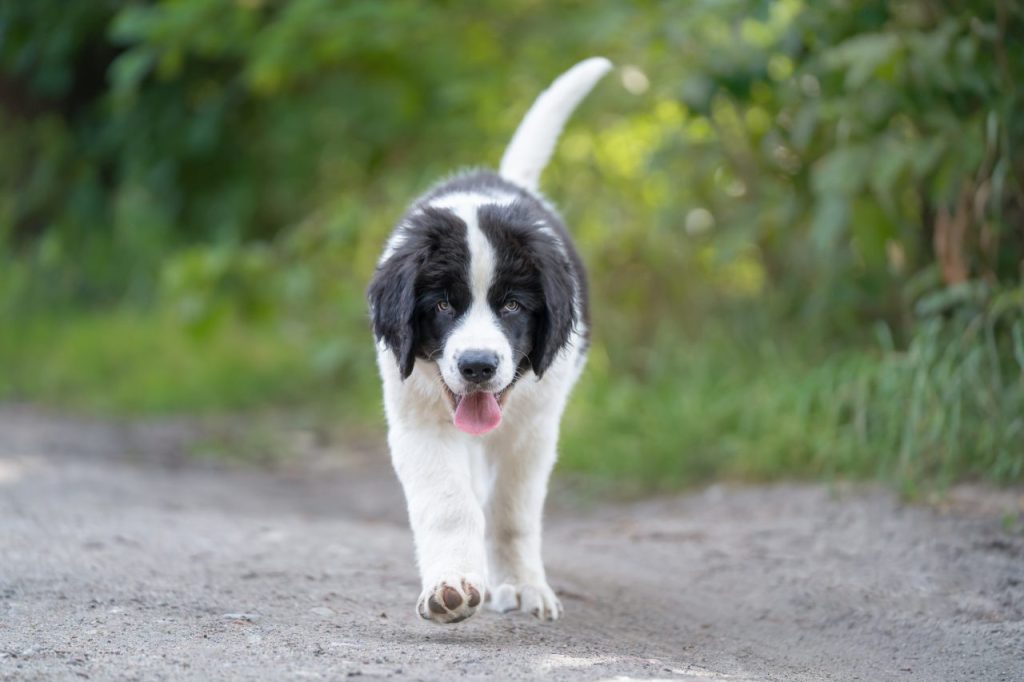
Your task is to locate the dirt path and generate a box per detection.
[1,407,1022,681]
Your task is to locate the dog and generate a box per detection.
[367,57,612,624]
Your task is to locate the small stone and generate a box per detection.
[310,606,334,617]
[221,613,260,622]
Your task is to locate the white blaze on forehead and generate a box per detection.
[426,192,510,301]
[426,191,517,394]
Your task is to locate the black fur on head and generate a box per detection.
[367,208,470,379]
[477,203,578,377]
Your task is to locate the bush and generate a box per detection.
[1,1,1021,488]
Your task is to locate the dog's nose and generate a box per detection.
[458,350,499,383]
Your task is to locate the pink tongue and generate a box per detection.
[454,392,502,435]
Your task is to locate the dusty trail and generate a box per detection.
[1,407,1021,681]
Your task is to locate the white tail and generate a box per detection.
[499,57,613,192]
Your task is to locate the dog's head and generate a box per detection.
[368,193,579,435]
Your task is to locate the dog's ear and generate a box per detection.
[367,250,420,379]
[530,250,577,377]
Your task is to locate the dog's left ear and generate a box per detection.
[530,251,577,377]
[367,251,420,379]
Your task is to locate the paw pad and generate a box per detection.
[418,577,484,624]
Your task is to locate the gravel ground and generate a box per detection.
[1,406,1022,681]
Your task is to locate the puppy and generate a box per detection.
[367,57,611,624]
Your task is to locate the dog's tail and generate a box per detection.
[499,57,613,192]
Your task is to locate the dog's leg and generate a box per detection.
[390,426,487,624]
[485,415,563,621]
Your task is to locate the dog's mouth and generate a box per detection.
[442,384,511,436]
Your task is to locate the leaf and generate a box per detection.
[989,288,1024,321]
[869,137,913,213]
[108,47,155,99]
[823,33,902,90]
[915,281,989,318]
[810,196,849,255]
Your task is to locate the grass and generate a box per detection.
[560,338,850,492]
[1,307,1021,493]
[0,310,380,418]
[561,315,1024,493]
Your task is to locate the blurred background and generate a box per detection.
[0,0,1021,494]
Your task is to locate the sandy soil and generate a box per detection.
[1,406,1022,681]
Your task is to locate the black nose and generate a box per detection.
[458,350,498,383]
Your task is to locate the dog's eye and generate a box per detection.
[436,300,451,313]
[502,299,520,313]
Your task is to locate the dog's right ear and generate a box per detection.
[367,249,420,379]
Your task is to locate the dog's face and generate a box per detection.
[368,194,577,433]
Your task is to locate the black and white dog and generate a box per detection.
[368,58,611,624]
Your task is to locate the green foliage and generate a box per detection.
[562,291,1024,493]
[0,311,341,414]
[1,1,1022,489]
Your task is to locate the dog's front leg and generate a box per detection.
[485,417,563,621]
[390,426,487,624]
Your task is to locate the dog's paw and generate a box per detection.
[416,575,484,624]
[488,581,563,621]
